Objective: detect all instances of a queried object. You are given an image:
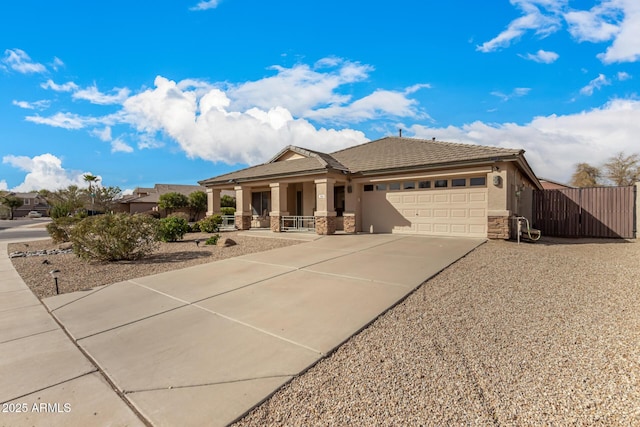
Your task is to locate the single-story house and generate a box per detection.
[116,184,214,219]
[199,136,542,239]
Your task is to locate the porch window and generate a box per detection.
[251,191,271,216]
[364,184,374,192]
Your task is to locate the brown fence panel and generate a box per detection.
[581,186,635,238]
[534,189,581,237]
[534,186,636,238]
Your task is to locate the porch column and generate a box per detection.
[343,182,357,234]
[269,183,289,232]
[314,178,336,235]
[234,186,252,230]
[206,188,221,217]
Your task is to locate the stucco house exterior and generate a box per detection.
[199,137,542,239]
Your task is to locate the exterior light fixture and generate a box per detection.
[195,239,201,247]
[49,269,61,295]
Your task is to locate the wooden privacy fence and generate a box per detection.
[534,186,636,238]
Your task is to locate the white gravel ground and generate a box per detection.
[234,237,640,426]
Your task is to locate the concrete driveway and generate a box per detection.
[41,233,483,426]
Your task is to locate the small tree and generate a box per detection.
[570,163,601,188]
[158,192,189,216]
[83,174,100,212]
[603,152,640,186]
[188,190,208,220]
[93,186,122,213]
[1,195,24,219]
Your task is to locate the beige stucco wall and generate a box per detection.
[636,182,640,239]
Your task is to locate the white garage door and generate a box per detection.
[362,184,488,238]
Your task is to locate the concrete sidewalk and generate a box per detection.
[3,232,483,426]
[0,235,145,426]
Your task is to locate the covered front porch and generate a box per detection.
[206,176,356,235]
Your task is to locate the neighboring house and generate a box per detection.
[199,136,542,239]
[116,184,211,219]
[9,193,50,218]
[539,178,574,190]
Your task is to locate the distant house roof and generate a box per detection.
[122,184,206,204]
[539,178,574,190]
[200,137,532,186]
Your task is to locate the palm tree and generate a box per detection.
[83,174,100,213]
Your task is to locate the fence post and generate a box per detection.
[635,182,639,239]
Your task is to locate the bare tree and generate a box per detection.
[570,163,601,187]
[603,152,640,186]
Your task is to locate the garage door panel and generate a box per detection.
[362,186,487,238]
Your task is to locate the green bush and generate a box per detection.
[188,222,200,232]
[50,203,72,219]
[46,217,82,243]
[158,216,190,242]
[220,207,235,215]
[169,211,190,222]
[205,234,220,245]
[141,210,161,219]
[198,214,222,233]
[70,213,160,261]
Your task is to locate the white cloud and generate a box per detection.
[12,100,50,110]
[189,0,221,11]
[617,71,632,80]
[111,137,134,153]
[477,0,564,52]
[90,126,112,142]
[25,112,89,129]
[520,49,559,63]
[491,87,532,101]
[51,57,65,71]
[122,75,367,165]
[72,85,131,105]
[409,98,640,184]
[0,180,7,191]
[41,79,79,92]
[2,153,92,192]
[2,49,47,74]
[228,59,372,116]
[597,0,640,63]
[481,1,640,64]
[580,73,611,95]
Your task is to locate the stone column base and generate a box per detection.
[343,214,356,234]
[270,216,281,232]
[488,216,510,240]
[315,216,336,235]
[235,214,251,231]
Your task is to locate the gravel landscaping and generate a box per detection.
[234,237,640,426]
[9,231,302,299]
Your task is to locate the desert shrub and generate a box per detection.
[70,213,160,261]
[198,214,222,233]
[158,216,190,242]
[220,207,235,215]
[46,217,82,243]
[205,234,220,245]
[49,203,72,219]
[168,211,190,222]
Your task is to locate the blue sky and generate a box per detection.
[1,0,639,193]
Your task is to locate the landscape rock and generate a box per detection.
[217,237,237,247]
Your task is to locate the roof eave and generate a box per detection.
[354,155,521,176]
[200,167,337,187]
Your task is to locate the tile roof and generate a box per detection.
[200,137,524,185]
[331,137,522,173]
